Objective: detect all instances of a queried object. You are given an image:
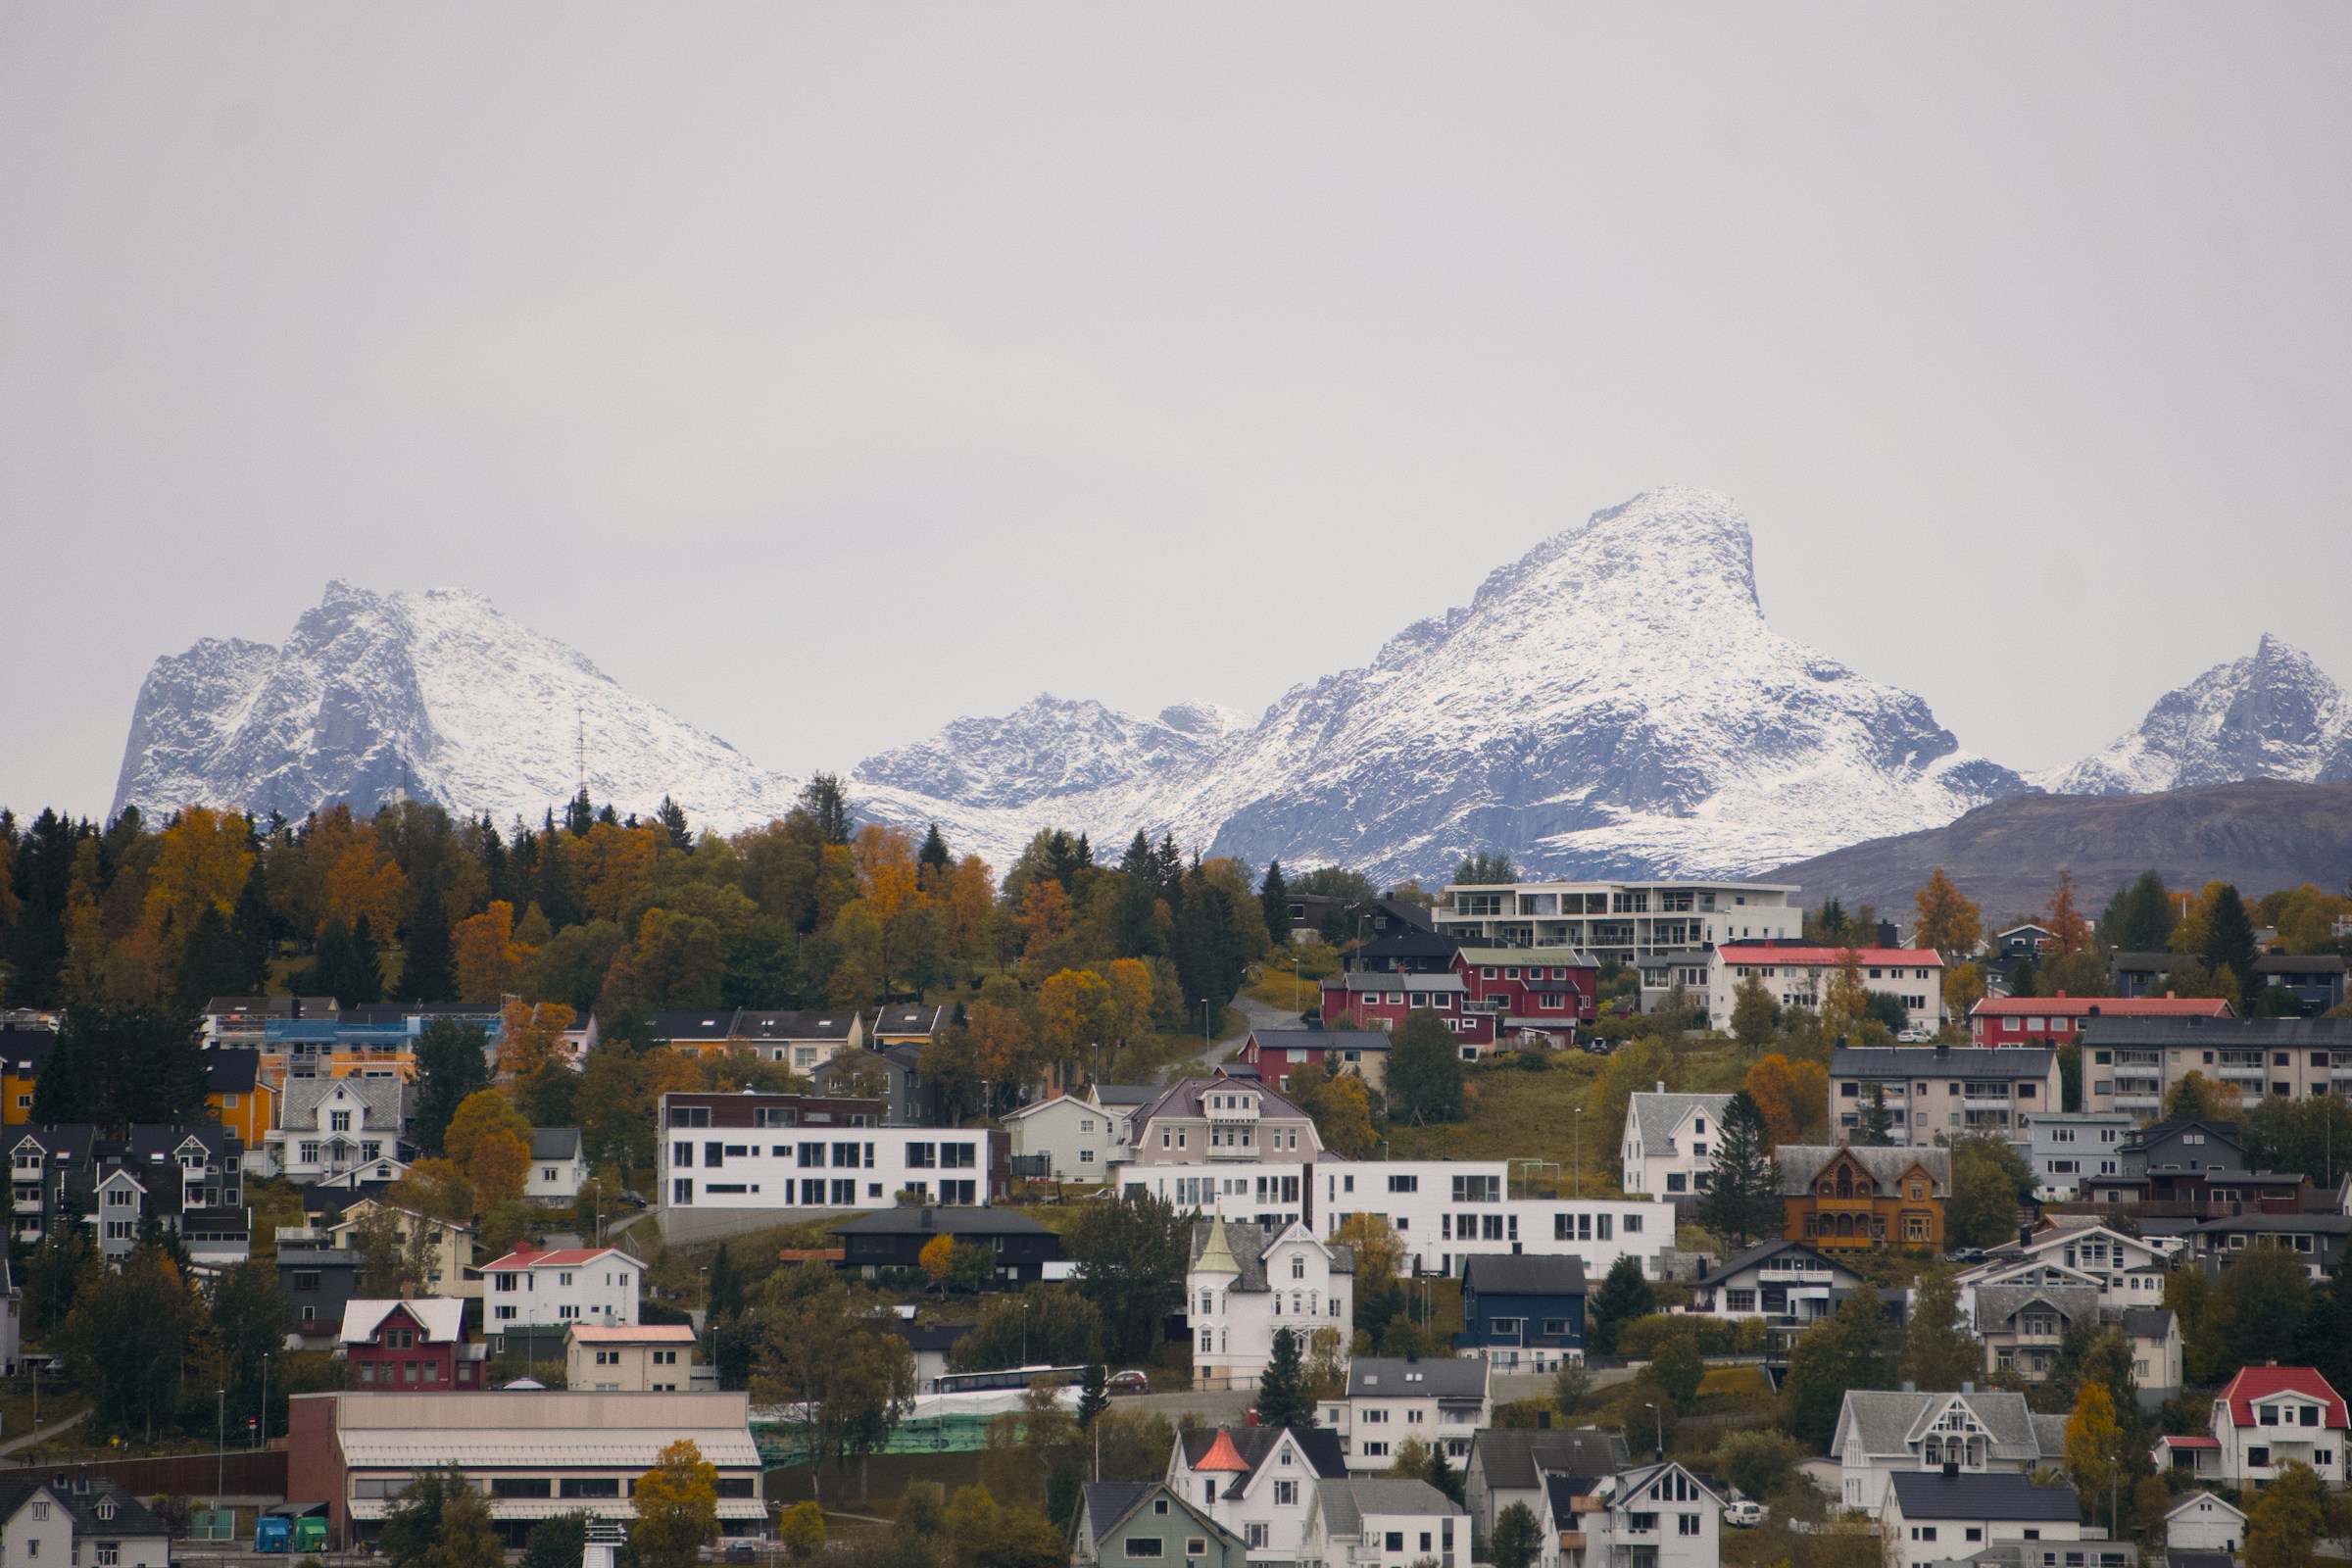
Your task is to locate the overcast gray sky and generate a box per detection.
[4,4,2349,819]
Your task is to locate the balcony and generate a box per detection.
[1204,1100,1260,1123]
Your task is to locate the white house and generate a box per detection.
[480,1245,640,1331]
[1686,1241,1865,1328]
[1003,1089,1132,1181]
[1620,1091,1733,1200]
[2164,1492,2245,1554]
[526,1128,589,1204]
[1167,1424,1350,1562]
[1832,1389,2067,1517]
[0,1479,172,1568]
[1300,1479,1467,1568]
[263,1077,406,1184]
[2022,1111,2132,1200]
[1881,1471,2085,1568]
[1956,1223,2174,1318]
[2156,1364,2349,1488]
[1325,1356,1491,1471]
[1462,1428,1630,1540]
[1710,945,1945,1035]
[1537,1461,1721,1568]
[658,1093,1003,1215]
[1188,1217,1354,1391]
[1128,1080,1323,1169]
[2124,1306,2182,1407]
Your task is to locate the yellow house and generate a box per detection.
[326,1200,480,1298]
[206,1048,279,1149]
[1,1025,57,1124]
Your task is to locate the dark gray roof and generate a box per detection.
[1252,1029,1392,1053]
[1348,1356,1487,1399]
[1469,1428,1630,1490]
[2190,1213,2352,1236]
[1178,1426,1348,1491]
[1313,1479,1462,1535]
[1779,1145,1950,1197]
[1190,1220,1356,1290]
[830,1208,1053,1237]
[1976,1285,2100,1329]
[205,1048,260,1094]
[1138,1077,1315,1128]
[1080,1481,1152,1537]
[895,1321,972,1353]
[1886,1470,2082,1520]
[530,1127,582,1161]
[2122,1307,2176,1340]
[1325,971,1465,993]
[2082,1015,2352,1046]
[1461,1253,1586,1297]
[1690,1239,1861,1291]
[1834,1046,2056,1079]
[1093,1084,1158,1106]
[2256,954,2347,975]
[276,1247,360,1267]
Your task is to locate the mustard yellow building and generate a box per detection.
[1,1024,57,1124]
[206,1048,279,1149]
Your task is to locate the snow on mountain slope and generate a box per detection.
[855,695,1236,810]
[113,581,802,831]
[856,488,2031,881]
[2035,634,2352,796]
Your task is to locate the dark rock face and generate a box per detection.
[2041,635,2352,796]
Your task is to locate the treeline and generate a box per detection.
[0,785,1283,1047]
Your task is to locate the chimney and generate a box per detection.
[1961,1381,1974,1394]
[1538,1410,1551,1430]
[1941,1460,1959,1478]
[1247,1409,1258,1428]
[1656,1082,1665,1095]
[1900,1380,1915,1394]
[2167,990,2177,1000]
[2020,1223,2034,1250]
[2055,990,2068,1000]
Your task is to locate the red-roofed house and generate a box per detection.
[482,1245,641,1334]
[1969,994,2234,1048]
[1709,947,1946,1036]
[2172,1365,2351,1486]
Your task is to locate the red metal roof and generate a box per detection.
[1195,1428,1251,1472]
[2217,1365,2349,1429]
[2158,1435,2220,1448]
[1717,947,1942,967]
[483,1247,628,1271]
[1972,996,2233,1018]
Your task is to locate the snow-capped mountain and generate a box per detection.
[855,488,2032,880]
[113,581,802,831]
[2036,634,2352,796]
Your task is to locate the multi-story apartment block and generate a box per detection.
[1620,1091,1733,1200]
[1830,1044,2059,1146]
[1122,1158,1675,1281]
[2082,1015,2352,1116]
[2023,1112,2132,1200]
[1126,1079,1323,1168]
[657,1091,1006,1215]
[8,1122,245,1255]
[1329,1356,1491,1469]
[1713,946,1945,1036]
[1968,993,2232,1048]
[1433,879,1800,959]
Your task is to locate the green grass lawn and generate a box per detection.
[1386,1058,1630,1199]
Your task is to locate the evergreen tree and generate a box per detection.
[1900,1273,1981,1391]
[1171,871,1245,1015]
[173,904,251,1017]
[564,788,596,838]
[2204,886,2259,1006]
[918,824,952,875]
[708,1243,746,1321]
[31,1004,207,1133]
[399,884,458,1004]
[3,808,89,1007]
[1854,1082,1895,1146]
[656,796,694,851]
[228,860,276,991]
[798,775,854,846]
[1451,852,1516,885]
[348,914,387,1004]
[2112,871,2174,952]
[1788,1289,1894,1449]
[1701,1092,1781,1246]
[1077,1363,1110,1430]
[536,829,582,928]
[410,1020,492,1156]
[1489,1504,1543,1568]
[1424,1436,1464,1504]
[478,814,512,906]
[1385,1009,1465,1124]
[1260,860,1292,951]
[1255,1327,1313,1431]
[1586,1255,1655,1358]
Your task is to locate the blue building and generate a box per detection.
[1454,1253,1585,1371]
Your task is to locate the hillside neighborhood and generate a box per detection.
[1,821,2349,1568]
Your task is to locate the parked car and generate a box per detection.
[1725,1500,1764,1528]
[1107,1369,1151,1395]
[1896,1029,1928,1044]
[1945,1247,1985,1265]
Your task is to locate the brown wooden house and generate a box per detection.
[1779,1145,1949,1251]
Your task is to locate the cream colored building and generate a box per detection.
[325,1200,479,1298]
[564,1323,703,1391]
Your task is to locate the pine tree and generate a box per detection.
[1490,1504,1543,1568]
[347,914,386,1005]
[656,796,693,851]
[478,814,512,906]
[1855,1083,1895,1146]
[1255,1327,1313,1430]
[410,1020,491,1155]
[1425,1435,1464,1505]
[1259,859,1291,951]
[564,788,596,837]
[918,824,952,875]
[1587,1255,1655,1357]
[1386,1009,1464,1124]
[228,861,275,992]
[798,775,853,846]
[708,1243,746,1321]
[1899,1272,1980,1391]
[1701,1092,1781,1247]
[173,905,251,1018]
[2204,886,2258,1006]
[399,885,458,1004]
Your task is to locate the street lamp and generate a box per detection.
[1639,1400,1665,1461]
[1571,1108,1583,1200]
[1200,1000,1212,1054]
[217,1387,226,1504]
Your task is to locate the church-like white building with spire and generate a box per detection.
[1186,1214,1357,1391]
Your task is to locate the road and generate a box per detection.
[0,1407,87,1456]
[1180,990,1300,1076]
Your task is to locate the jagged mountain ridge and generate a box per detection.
[854,488,2032,879]
[112,581,803,831]
[2034,634,2352,796]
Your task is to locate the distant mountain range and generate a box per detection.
[109,490,2352,883]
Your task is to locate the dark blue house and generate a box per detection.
[2254,955,2347,1016]
[1455,1253,1585,1371]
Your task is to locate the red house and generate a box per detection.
[1319,971,1492,1053]
[339,1298,484,1390]
[1450,947,1600,1043]
[1969,993,2234,1047]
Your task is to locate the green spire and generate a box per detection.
[1195,1213,1241,1276]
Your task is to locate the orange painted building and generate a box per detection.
[1,1024,57,1124]
[206,1048,279,1149]
[1781,1144,1948,1250]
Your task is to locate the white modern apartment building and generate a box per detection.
[658,1091,1007,1216]
[1710,946,1945,1036]
[1620,1091,1733,1200]
[1122,1158,1676,1280]
[1434,879,1801,957]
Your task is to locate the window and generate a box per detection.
[1384,1535,1404,1553]
[492,1478,555,1498]
[1274,1481,1297,1506]
[1125,1540,1162,1558]
[1186,1541,1207,1557]
[561,1479,622,1498]
[1628,1513,1658,1533]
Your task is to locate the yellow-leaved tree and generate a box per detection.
[453,901,533,1002]
[1912,868,1982,956]
[444,1089,533,1210]
[631,1438,719,1568]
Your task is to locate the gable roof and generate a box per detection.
[2165,1491,2245,1524]
[205,1048,262,1094]
[1177,1425,1349,1491]
[481,1246,629,1272]
[1348,1357,1487,1399]
[283,1073,405,1128]
[1190,1220,1354,1291]
[1691,1239,1863,1291]
[1627,1092,1733,1152]
[1092,1083,1159,1106]
[1137,1077,1315,1127]
[1313,1479,1461,1536]
[530,1127,582,1161]
[1461,1253,1586,1297]
[2122,1307,2176,1340]
[1778,1145,1950,1197]
[1975,1284,2101,1330]
[1886,1470,2082,1521]
[1467,1428,1630,1491]
[1250,1029,1393,1054]
[2216,1365,2349,1428]
[1610,1460,1727,1510]
[832,1207,1054,1238]
[340,1298,466,1345]
[61,1479,172,1539]
[1834,1390,2050,1461]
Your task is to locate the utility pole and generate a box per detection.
[217,1387,226,1503]
[259,1353,270,1447]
